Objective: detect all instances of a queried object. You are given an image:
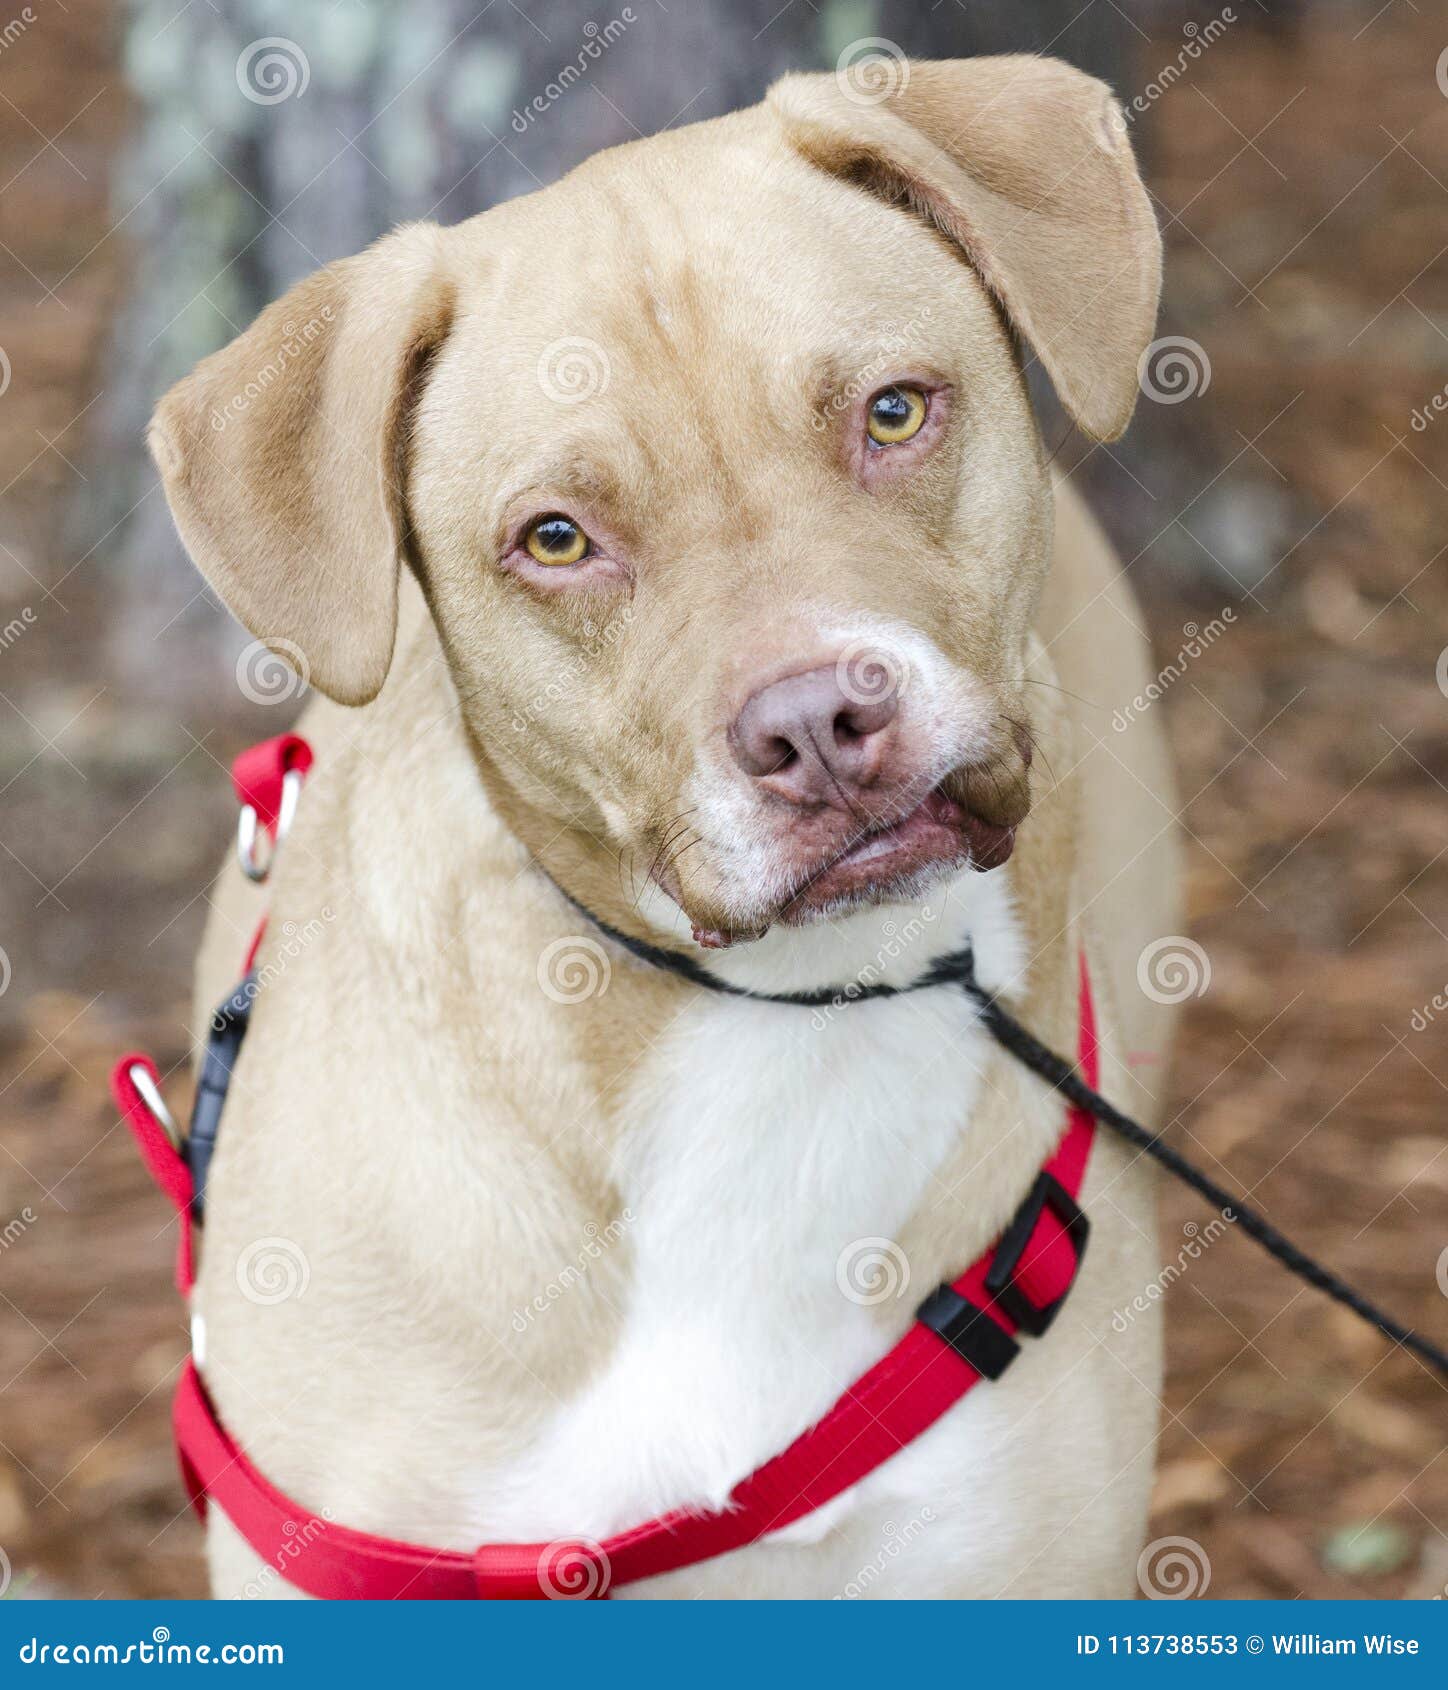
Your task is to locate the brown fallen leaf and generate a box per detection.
[1405,1536,1448,1601]
[1151,1454,1235,1514]
[1329,1392,1436,1461]
[0,1460,26,1541]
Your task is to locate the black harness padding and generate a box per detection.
[186,975,255,1222]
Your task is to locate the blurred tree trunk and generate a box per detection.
[88,0,1134,695]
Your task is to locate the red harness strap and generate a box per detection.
[113,1056,197,1296]
[113,735,1099,1600]
[232,732,313,829]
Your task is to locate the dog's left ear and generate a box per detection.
[148,223,455,706]
[768,55,1161,441]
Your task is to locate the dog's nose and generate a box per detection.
[729,665,900,806]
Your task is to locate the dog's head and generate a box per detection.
[151,56,1159,947]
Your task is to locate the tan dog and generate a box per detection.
[151,56,1180,1598]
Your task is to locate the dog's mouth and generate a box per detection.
[775,783,1016,923]
[679,774,1023,949]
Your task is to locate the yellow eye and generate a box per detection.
[866,385,927,446]
[524,514,590,566]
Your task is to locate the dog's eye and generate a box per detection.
[866,385,927,446]
[524,514,590,566]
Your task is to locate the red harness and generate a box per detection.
[113,734,1098,1600]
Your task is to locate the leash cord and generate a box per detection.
[964,977,1448,1382]
[568,895,1448,1381]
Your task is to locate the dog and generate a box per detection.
[148,54,1180,1598]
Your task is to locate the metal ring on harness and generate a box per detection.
[236,766,303,883]
[126,1061,183,1150]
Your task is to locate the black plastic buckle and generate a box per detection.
[185,974,256,1222]
[982,1170,1090,1337]
[916,1285,1019,1380]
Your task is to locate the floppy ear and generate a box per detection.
[148,223,456,705]
[768,56,1161,441]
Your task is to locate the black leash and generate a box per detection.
[575,900,1448,1381]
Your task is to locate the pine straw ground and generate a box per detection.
[0,7,1444,1599]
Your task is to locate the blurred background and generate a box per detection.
[1,0,1446,1599]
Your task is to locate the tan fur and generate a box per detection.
[768,57,1160,441]
[153,57,1178,1598]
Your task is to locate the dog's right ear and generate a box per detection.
[149,223,455,706]
[769,57,1160,442]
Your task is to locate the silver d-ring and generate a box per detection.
[127,1061,183,1151]
[237,766,304,884]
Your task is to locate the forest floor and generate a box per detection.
[0,5,1445,1598]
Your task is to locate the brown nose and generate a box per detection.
[729,664,900,807]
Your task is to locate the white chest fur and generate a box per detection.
[478,871,1040,1556]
